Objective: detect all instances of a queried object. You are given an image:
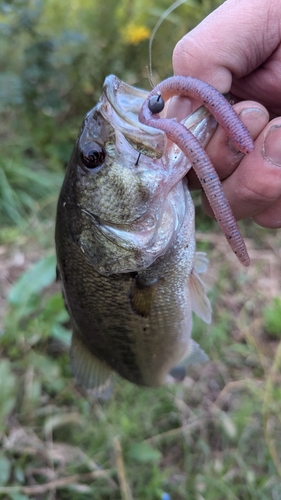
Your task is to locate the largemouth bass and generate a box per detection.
[55,75,229,394]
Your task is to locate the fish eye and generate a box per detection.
[80,143,105,170]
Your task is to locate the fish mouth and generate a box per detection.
[101,75,218,162]
[77,77,219,276]
[100,75,167,159]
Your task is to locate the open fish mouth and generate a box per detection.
[100,74,218,161]
[101,75,166,159]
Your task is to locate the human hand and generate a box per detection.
[171,0,281,228]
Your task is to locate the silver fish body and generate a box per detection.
[55,75,215,392]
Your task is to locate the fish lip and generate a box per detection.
[103,75,148,129]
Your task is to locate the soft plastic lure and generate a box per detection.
[139,76,254,266]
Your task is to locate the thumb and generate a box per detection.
[173,0,280,93]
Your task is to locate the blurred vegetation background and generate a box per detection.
[1,0,281,499]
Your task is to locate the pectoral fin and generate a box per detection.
[169,340,209,380]
[129,274,159,317]
[70,329,113,397]
[189,269,212,324]
[194,251,209,274]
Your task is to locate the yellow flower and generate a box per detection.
[122,23,150,45]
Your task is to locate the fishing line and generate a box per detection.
[147,0,190,88]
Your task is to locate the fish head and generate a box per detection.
[58,75,217,276]
[70,75,168,223]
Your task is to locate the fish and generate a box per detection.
[55,74,226,394]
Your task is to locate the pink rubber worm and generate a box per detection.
[139,76,254,267]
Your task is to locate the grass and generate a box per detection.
[0,203,281,499]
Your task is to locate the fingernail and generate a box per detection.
[263,125,281,167]
[239,107,267,118]
[239,107,269,139]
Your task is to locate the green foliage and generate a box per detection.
[1,240,281,499]
[1,0,281,498]
[263,297,281,338]
[0,0,222,225]
[0,158,63,225]
[3,253,71,368]
[0,452,12,486]
[127,442,162,463]
[8,254,56,305]
[0,359,17,432]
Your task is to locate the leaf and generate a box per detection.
[0,73,23,110]
[51,323,71,345]
[0,452,11,485]
[0,359,16,429]
[9,494,31,500]
[44,412,82,437]
[220,412,237,439]
[8,254,56,305]
[264,297,281,337]
[127,442,161,463]
[14,466,25,484]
